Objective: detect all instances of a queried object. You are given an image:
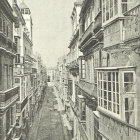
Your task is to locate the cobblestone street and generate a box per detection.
[28,86,70,140]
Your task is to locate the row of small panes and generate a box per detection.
[99,90,119,103]
[98,81,119,92]
[98,71,119,82]
[99,98,120,114]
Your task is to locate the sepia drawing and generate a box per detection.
[0,0,140,140]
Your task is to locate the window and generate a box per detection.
[15,54,20,63]
[0,14,2,32]
[98,71,120,114]
[102,0,118,23]
[9,66,13,88]
[125,97,135,125]
[124,72,134,93]
[15,78,20,83]
[81,102,86,121]
[4,65,8,89]
[81,59,86,79]
[21,9,24,14]
[25,9,29,14]
[3,19,6,34]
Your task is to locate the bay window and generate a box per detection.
[103,0,118,23]
[98,71,120,114]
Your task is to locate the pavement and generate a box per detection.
[28,86,71,140]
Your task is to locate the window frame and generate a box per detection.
[123,71,135,93]
[98,71,120,115]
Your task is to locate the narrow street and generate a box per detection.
[28,86,69,140]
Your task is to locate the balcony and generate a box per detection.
[123,4,140,42]
[93,11,102,35]
[0,33,17,55]
[79,79,97,98]
[0,86,19,110]
[16,97,28,113]
[79,22,97,51]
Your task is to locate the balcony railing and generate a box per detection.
[0,86,19,109]
[0,33,17,55]
[79,22,94,47]
[123,4,140,41]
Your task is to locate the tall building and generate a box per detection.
[0,0,19,140]
[55,0,140,140]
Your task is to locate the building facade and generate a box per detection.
[0,0,19,140]
[55,0,140,140]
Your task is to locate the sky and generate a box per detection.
[18,0,75,67]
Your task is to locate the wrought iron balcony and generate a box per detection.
[0,86,19,110]
[123,4,140,41]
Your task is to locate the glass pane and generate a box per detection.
[124,83,133,92]
[113,72,115,81]
[117,94,119,103]
[108,72,111,81]
[113,103,116,113]
[124,73,133,82]
[113,93,116,102]
[114,0,118,15]
[116,83,119,92]
[104,82,107,90]
[113,82,115,92]
[125,111,135,125]
[117,105,119,114]
[108,82,111,91]
[116,72,119,82]
[104,91,107,99]
[108,92,111,101]
[104,100,107,109]
[108,102,112,111]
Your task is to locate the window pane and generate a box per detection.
[117,105,119,114]
[104,82,107,90]
[108,102,112,111]
[108,72,111,81]
[113,103,116,113]
[114,0,118,15]
[124,83,133,92]
[108,92,111,101]
[104,91,107,99]
[104,100,107,109]
[124,73,133,82]
[108,82,111,91]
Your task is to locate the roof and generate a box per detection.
[19,1,29,9]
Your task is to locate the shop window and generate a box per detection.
[98,71,120,114]
[125,97,135,125]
